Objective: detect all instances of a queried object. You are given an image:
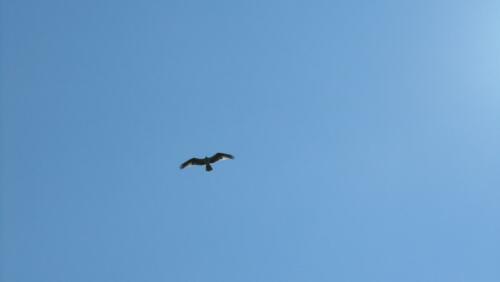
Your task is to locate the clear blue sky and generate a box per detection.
[1,1,499,281]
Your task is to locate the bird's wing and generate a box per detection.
[180,158,204,169]
[209,152,234,163]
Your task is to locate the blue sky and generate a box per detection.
[1,1,499,281]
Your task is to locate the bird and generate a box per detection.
[180,152,234,172]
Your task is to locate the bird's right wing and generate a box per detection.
[180,158,204,169]
[209,152,234,163]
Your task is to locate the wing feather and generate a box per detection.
[209,153,234,163]
[180,158,204,169]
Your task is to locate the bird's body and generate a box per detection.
[180,153,234,171]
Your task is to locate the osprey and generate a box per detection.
[180,152,234,172]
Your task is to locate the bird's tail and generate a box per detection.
[205,163,213,172]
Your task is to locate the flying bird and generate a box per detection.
[180,152,234,172]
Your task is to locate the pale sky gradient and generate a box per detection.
[1,1,500,281]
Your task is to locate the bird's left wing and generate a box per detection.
[180,158,204,169]
[209,153,234,163]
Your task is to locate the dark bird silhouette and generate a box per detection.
[180,152,234,171]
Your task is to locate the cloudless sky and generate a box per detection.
[1,1,500,281]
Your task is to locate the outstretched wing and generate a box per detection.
[180,158,205,169]
[209,152,234,164]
